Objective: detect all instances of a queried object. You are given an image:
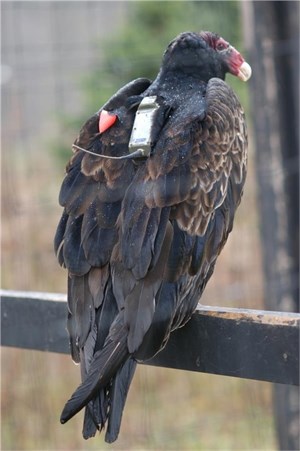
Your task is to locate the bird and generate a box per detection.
[54,31,251,443]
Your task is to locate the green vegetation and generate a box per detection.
[83,1,243,110]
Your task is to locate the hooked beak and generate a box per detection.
[237,61,252,82]
[226,45,252,82]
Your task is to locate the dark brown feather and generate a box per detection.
[55,33,249,443]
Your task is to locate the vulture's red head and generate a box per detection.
[162,31,251,82]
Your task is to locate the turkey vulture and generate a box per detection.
[54,31,251,443]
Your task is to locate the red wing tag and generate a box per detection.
[98,110,117,134]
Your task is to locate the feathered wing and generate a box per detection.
[55,76,247,441]
[55,78,152,440]
[120,77,248,361]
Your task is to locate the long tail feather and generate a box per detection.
[60,325,129,424]
[105,358,137,443]
[82,402,98,439]
[82,389,109,439]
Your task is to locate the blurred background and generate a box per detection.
[1,1,298,450]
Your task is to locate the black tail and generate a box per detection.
[80,357,137,442]
[60,323,129,428]
[105,358,137,443]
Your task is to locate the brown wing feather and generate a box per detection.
[56,74,247,441]
[56,78,153,438]
[119,78,247,282]
[175,78,247,236]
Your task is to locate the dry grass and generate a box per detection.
[2,349,276,450]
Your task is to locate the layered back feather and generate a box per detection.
[54,31,249,443]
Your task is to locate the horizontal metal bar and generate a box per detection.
[1,289,299,385]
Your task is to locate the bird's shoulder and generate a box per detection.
[138,77,247,235]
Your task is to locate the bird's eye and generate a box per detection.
[216,40,228,51]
